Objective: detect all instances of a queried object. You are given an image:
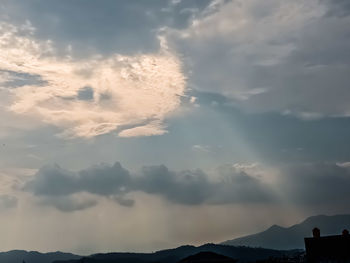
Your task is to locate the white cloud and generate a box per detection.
[0,21,186,138]
[336,162,350,168]
[192,144,211,153]
[118,120,168,138]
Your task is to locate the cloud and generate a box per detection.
[118,120,168,138]
[135,165,215,205]
[192,144,212,153]
[23,162,132,211]
[0,0,211,56]
[111,196,135,207]
[23,160,350,211]
[168,0,350,118]
[0,21,186,138]
[23,161,273,211]
[24,162,131,196]
[337,162,350,168]
[280,162,350,205]
[39,195,98,212]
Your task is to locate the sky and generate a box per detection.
[0,0,350,255]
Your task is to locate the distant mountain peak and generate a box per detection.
[267,224,284,231]
[0,250,81,263]
[221,214,350,250]
[178,251,237,263]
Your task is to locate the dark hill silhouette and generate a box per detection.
[178,251,237,263]
[221,214,350,250]
[0,250,80,263]
[54,244,298,263]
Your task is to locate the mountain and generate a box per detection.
[221,214,350,250]
[0,250,81,263]
[54,244,298,263]
[178,251,237,263]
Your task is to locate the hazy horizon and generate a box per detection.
[1,0,350,255]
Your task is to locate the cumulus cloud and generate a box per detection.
[22,161,350,211]
[39,195,98,212]
[0,21,186,138]
[23,161,273,211]
[24,162,131,196]
[168,0,350,117]
[140,164,271,206]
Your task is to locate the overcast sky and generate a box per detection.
[1,0,350,255]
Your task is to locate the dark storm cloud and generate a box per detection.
[24,162,131,196]
[0,0,211,57]
[22,161,350,212]
[280,163,350,205]
[23,162,273,211]
[39,196,98,212]
[135,165,214,205]
[137,165,274,205]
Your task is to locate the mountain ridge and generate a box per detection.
[54,244,299,263]
[0,250,81,263]
[221,214,350,250]
[0,244,299,263]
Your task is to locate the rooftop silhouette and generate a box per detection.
[304,228,350,263]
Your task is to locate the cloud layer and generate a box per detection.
[22,161,350,212]
[0,21,186,138]
[23,162,273,211]
[0,0,211,56]
[169,0,350,118]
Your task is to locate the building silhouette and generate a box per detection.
[304,228,350,263]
